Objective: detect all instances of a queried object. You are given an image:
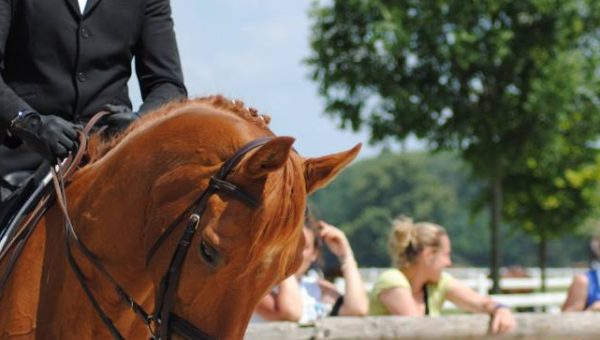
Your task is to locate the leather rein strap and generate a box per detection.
[153,137,269,340]
[0,111,110,296]
[52,136,272,340]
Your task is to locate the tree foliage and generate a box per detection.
[310,151,591,268]
[307,0,600,286]
[308,0,600,172]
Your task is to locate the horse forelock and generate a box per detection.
[242,153,305,279]
[86,95,273,164]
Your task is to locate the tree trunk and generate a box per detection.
[539,230,547,292]
[539,230,547,312]
[489,175,502,293]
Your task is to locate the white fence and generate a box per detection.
[338,267,587,313]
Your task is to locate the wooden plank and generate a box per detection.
[245,313,600,339]
[244,321,315,340]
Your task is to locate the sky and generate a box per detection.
[130,0,391,159]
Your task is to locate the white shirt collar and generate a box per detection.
[78,0,87,14]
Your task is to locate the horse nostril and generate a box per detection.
[199,240,219,266]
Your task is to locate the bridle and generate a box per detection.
[49,130,273,339]
[0,110,272,339]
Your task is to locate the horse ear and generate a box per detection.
[244,136,295,178]
[304,144,361,194]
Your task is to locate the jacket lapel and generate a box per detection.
[64,0,82,18]
[83,0,104,17]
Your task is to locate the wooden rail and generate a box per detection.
[244,313,600,339]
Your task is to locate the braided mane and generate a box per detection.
[86,95,272,163]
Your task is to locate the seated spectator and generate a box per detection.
[562,233,600,312]
[369,216,515,335]
[253,217,368,323]
[252,274,303,322]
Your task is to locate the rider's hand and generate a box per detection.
[10,111,80,163]
[100,104,139,136]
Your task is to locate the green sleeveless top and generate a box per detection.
[368,268,452,316]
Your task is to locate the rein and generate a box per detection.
[51,135,272,340]
[0,111,270,339]
[152,138,268,340]
[0,111,110,294]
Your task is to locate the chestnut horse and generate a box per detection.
[0,96,360,339]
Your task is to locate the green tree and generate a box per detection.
[310,150,591,269]
[502,46,600,290]
[344,206,393,267]
[307,0,600,291]
[504,154,600,290]
[311,151,486,268]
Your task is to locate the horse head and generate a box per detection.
[48,96,361,339]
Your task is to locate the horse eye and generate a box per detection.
[199,240,219,266]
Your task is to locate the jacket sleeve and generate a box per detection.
[135,0,187,115]
[0,0,34,145]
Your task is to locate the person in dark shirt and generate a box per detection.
[0,0,187,222]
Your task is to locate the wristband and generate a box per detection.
[493,303,509,311]
[7,110,30,137]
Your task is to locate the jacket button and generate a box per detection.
[80,28,90,39]
[77,72,87,82]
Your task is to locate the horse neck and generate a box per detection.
[67,125,227,289]
[66,133,196,289]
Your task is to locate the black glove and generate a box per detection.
[100,104,139,136]
[10,111,80,163]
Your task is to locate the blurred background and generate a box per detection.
[131,0,600,312]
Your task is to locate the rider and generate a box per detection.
[0,0,187,229]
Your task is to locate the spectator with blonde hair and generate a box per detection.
[562,233,600,311]
[369,216,515,335]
